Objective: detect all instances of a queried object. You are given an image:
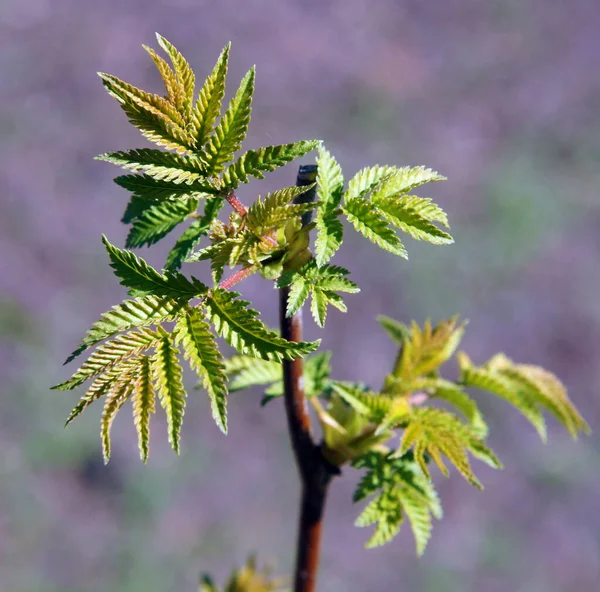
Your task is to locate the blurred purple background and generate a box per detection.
[2,1,600,590]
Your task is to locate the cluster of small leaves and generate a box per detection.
[277,261,359,327]
[186,185,318,284]
[352,451,442,555]
[200,556,287,592]
[312,146,452,267]
[96,34,320,269]
[53,238,318,462]
[53,36,329,461]
[223,314,588,554]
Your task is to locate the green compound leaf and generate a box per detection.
[125,198,199,248]
[114,174,219,201]
[52,327,160,391]
[102,235,208,299]
[131,355,155,463]
[203,66,255,172]
[342,197,407,258]
[192,43,230,150]
[353,451,442,555]
[151,327,186,454]
[314,146,345,266]
[64,296,186,364]
[96,149,208,184]
[174,308,228,433]
[394,317,466,380]
[278,262,359,326]
[222,141,320,188]
[205,289,320,362]
[458,352,589,440]
[165,197,223,271]
[399,407,501,488]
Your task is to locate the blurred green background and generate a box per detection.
[1,1,599,590]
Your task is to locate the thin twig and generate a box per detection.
[281,165,338,592]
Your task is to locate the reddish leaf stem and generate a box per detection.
[225,191,247,216]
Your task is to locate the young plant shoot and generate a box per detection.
[53,35,589,592]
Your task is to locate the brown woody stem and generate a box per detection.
[281,165,338,592]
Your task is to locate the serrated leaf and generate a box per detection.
[165,197,223,271]
[458,352,548,441]
[99,73,192,152]
[52,328,160,391]
[511,364,589,437]
[459,352,589,440]
[101,376,134,463]
[205,289,320,362]
[126,198,198,248]
[376,166,446,196]
[121,195,154,224]
[359,490,404,548]
[224,355,282,392]
[396,318,466,380]
[245,186,313,231]
[343,197,407,258]
[374,196,453,245]
[151,328,186,453]
[222,141,320,188]
[314,146,345,266]
[352,452,443,555]
[310,288,328,327]
[143,44,179,105]
[192,43,230,149]
[285,277,310,317]
[155,34,195,117]
[63,358,140,426]
[399,407,487,488]
[175,308,228,433]
[131,355,155,462]
[345,165,395,202]
[315,275,359,293]
[203,67,255,172]
[64,296,186,364]
[97,149,208,183]
[330,382,384,419]
[102,235,208,299]
[432,383,488,438]
[314,212,344,268]
[377,315,410,345]
[316,145,344,208]
[400,486,434,556]
[114,174,219,201]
